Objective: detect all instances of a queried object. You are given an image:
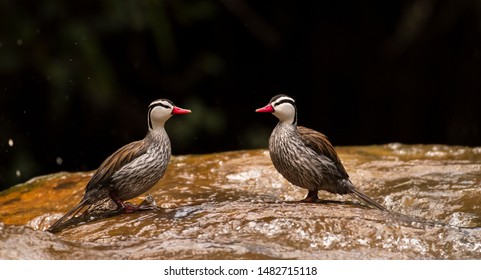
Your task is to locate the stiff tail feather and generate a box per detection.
[47,199,90,233]
[348,188,387,211]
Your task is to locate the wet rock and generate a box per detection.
[0,145,480,259]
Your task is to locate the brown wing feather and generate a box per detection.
[297,126,349,178]
[298,126,387,211]
[85,139,148,192]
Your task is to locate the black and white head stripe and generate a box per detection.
[149,99,174,109]
[271,94,297,124]
[270,94,296,107]
[148,99,174,129]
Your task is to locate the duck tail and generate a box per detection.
[47,199,89,233]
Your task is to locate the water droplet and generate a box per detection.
[56,157,63,165]
[16,170,21,177]
[8,139,14,147]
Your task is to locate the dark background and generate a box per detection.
[1,0,480,191]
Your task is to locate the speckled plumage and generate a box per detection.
[257,94,386,210]
[47,99,191,232]
[86,128,172,203]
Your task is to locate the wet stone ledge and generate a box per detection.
[1,144,481,259]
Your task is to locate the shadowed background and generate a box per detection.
[1,0,480,190]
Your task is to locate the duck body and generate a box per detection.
[82,128,171,204]
[269,123,351,195]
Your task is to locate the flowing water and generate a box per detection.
[1,144,480,259]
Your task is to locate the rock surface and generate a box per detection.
[1,144,480,259]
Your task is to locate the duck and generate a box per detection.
[47,98,191,232]
[256,94,386,211]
